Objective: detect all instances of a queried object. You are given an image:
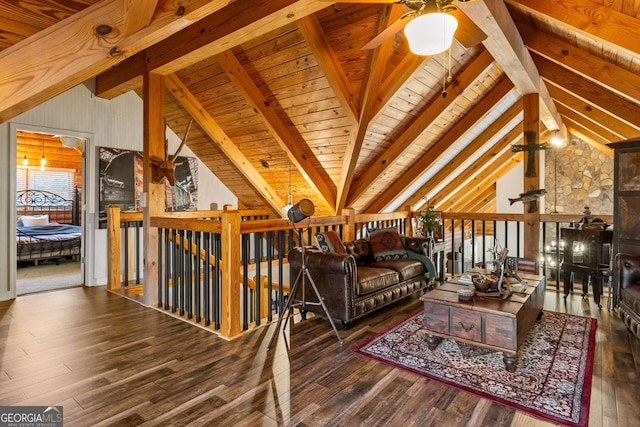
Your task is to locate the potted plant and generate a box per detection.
[417,207,441,238]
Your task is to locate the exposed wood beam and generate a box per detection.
[533,53,640,130]
[124,0,158,36]
[407,100,523,211]
[546,84,640,140]
[0,0,234,122]
[348,50,496,206]
[556,104,621,143]
[336,4,400,211]
[519,24,640,105]
[436,152,524,212]
[215,49,336,213]
[456,0,562,131]
[95,54,145,100]
[164,74,287,213]
[364,76,515,213]
[429,123,523,210]
[297,15,358,125]
[522,93,540,261]
[506,0,640,57]
[563,118,615,157]
[450,184,496,212]
[147,0,328,75]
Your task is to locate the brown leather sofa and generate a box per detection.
[617,253,640,339]
[288,235,436,329]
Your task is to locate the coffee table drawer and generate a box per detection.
[452,308,482,341]
[485,313,516,350]
[423,301,449,334]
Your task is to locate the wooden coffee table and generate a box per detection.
[420,274,546,372]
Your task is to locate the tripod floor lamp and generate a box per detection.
[267,199,343,352]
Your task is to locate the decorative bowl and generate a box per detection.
[458,289,475,301]
[471,274,497,293]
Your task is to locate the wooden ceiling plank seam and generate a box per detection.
[555,103,624,142]
[405,100,523,210]
[347,49,496,206]
[533,53,640,130]
[336,3,398,212]
[363,75,516,213]
[519,23,640,105]
[164,73,287,213]
[0,0,238,122]
[506,0,640,57]
[296,15,359,125]
[436,152,524,212]
[215,48,337,213]
[457,0,563,132]
[428,123,524,210]
[372,50,426,119]
[450,184,496,212]
[545,83,640,139]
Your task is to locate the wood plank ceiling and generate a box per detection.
[0,0,639,216]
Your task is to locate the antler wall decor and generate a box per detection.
[151,119,193,185]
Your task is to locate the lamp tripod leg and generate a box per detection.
[303,267,343,345]
[266,268,304,352]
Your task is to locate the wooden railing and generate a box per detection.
[106,206,611,339]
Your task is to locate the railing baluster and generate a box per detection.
[195,231,201,323]
[255,232,262,326]
[135,221,141,285]
[123,221,129,287]
[186,230,193,319]
[157,228,163,308]
[203,232,211,326]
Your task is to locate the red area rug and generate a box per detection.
[353,310,596,427]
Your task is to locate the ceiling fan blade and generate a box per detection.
[450,9,487,48]
[361,13,413,50]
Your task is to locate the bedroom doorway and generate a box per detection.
[15,130,85,295]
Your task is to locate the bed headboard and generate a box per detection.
[16,189,78,225]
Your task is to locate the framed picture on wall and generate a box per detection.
[97,147,198,228]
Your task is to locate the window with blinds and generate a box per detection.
[16,168,76,201]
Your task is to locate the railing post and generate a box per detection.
[221,205,242,338]
[405,205,415,236]
[107,205,121,290]
[342,207,356,241]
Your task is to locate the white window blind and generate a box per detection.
[17,168,75,201]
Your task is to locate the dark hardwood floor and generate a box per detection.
[1,286,639,426]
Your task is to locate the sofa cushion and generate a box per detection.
[368,228,408,262]
[373,259,426,281]
[344,238,375,265]
[622,286,640,313]
[315,230,346,254]
[356,266,400,296]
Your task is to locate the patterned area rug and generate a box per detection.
[353,310,596,427]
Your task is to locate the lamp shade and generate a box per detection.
[404,12,458,56]
[287,199,314,223]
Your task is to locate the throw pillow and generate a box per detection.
[368,228,408,261]
[315,230,346,254]
[20,214,49,227]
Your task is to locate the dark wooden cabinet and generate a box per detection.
[560,227,613,307]
[609,138,640,308]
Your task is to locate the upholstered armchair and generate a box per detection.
[616,253,640,339]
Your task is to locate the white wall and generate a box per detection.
[1,83,237,296]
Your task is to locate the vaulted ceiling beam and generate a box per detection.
[372,54,426,119]
[546,84,640,140]
[124,0,159,36]
[336,4,402,211]
[164,74,287,213]
[364,76,515,213]
[407,100,523,211]
[216,49,336,213]
[556,104,621,144]
[96,0,327,99]
[450,184,496,212]
[456,0,562,132]
[0,0,235,122]
[436,152,524,212]
[429,123,524,210]
[562,117,615,157]
[297,15,358,125]
[506,0,640,57]
[533,53,640,130]
[348,49,496,206]
[519,24,640,105]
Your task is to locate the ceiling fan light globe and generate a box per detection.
[405,13,458,56]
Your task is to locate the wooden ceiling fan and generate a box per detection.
[324,0,486,53]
